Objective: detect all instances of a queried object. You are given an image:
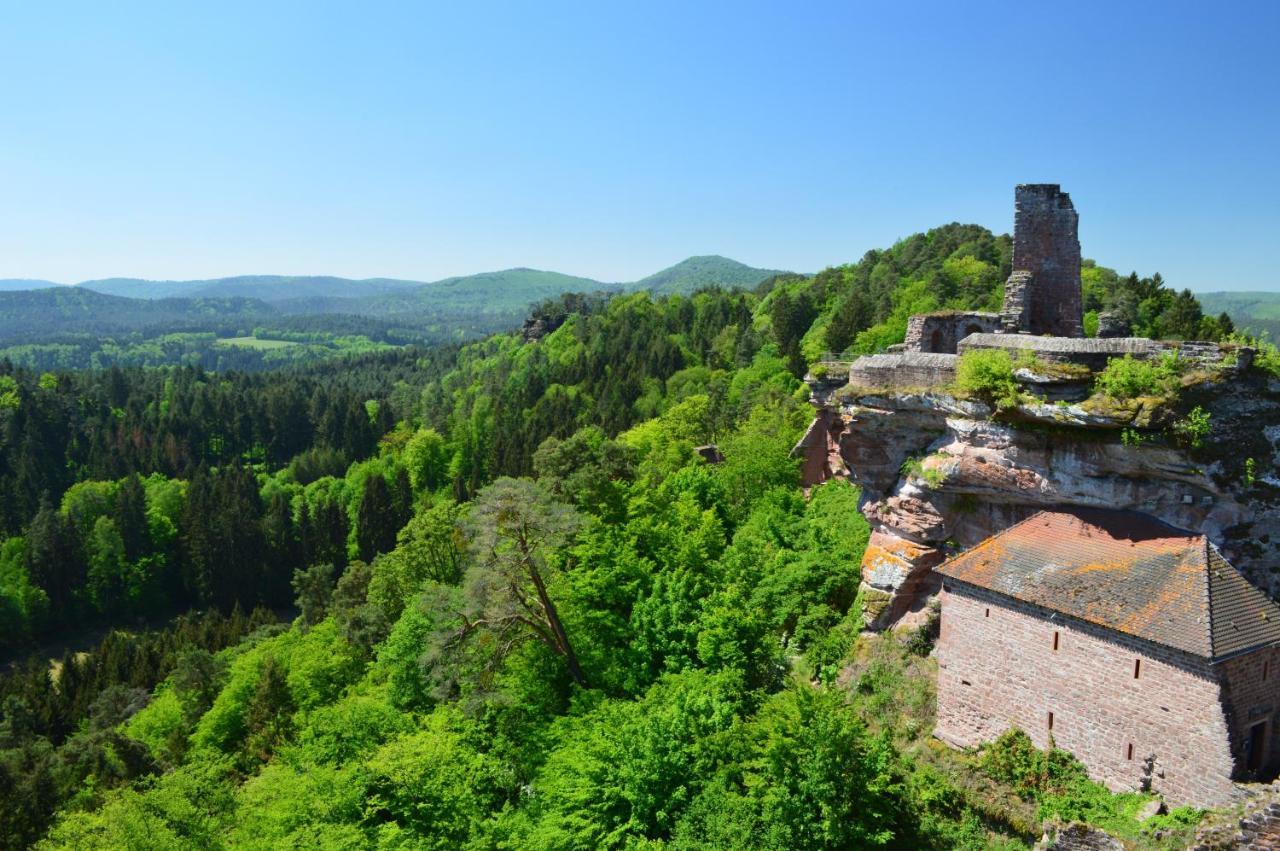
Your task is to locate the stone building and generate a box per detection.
[903,311,1000,354]
[999,183,1084,338]
[935,508,1280,807]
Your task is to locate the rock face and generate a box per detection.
[801,373,1280,630]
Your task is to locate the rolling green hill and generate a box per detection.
[0,258,788,347]
[0,288,274,338]
[72,258,787,308]
[340,267,621,318]
[1197,291,1280,338]
[634,254,787,294]
[80,275,423,302]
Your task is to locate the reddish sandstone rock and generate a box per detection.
[864,496,947,542]
[860,530,945,630]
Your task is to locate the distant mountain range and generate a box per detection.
[0,256,789,345]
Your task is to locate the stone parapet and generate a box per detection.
[846,352,959,389]
[958,333,1247,372]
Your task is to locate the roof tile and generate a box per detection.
[937,508,1280,660]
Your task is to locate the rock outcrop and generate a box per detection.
[801,182,1280,629]
[801,371,1280,630]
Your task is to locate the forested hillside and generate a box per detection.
[0,258,787,372]
[0,224,1234,849]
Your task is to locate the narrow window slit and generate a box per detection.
[1053,631,1059,651]
[1126,743,1134,760]
[1133,659,1141,679]
[1048,711,1054,731]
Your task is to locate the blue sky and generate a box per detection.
[1,1,1277,290]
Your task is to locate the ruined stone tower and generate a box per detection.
[1000,184,1084,337]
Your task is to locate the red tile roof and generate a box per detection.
[937,508,1280,660]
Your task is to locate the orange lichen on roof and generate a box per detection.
[938,508,1280,660]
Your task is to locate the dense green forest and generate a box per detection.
[0,224,1237,848]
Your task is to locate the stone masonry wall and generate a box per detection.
[957,333,1250,372]
[846,352,958,389]
[903,312,1001,354]
[935,581,1239,807]
[1220,648,1280,779]
[1000,184,1084,337]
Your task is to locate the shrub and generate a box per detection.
[1093,352,1181,399]
[900,456,944,488]
[1120,428,1146,447]
[954,349,1021,410]
[978,729,1088,799]
[1172,405,1211,449]
[976,729,1195,841]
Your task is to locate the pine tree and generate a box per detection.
[357,473,397,562]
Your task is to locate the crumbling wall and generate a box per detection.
[958,333,1164,370]
[904,312,1001,354]
[1000,184,1084,338]
[958,333,1251,372]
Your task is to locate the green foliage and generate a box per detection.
[976,729,1194,841]
[674,686,911,849]
[403,426,448,495]
[819,224,1011,356]
[507,669,748,849]
[1083,310,1100,337]
[6,251,1234,849]
[1245,334,1280,377]
[1093,352,1182,399]
[374,582,462,711]
[362,710,506,847]
[293,693,412,766]
[1083,267,1229,341]
[978,728,1089,797]
[534,426,636,521]
[900,456,945,488]
[292,563,336,627]
[1172,405,1212,449]
[1120,427,1147,446]
[0,374,18,409]
[953,348,1022,410]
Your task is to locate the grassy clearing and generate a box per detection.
[214,336,301,350]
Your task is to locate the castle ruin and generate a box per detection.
[793,185,1274,806]
[1000,184,1084,337]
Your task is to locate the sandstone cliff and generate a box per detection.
[800,358,1280,629]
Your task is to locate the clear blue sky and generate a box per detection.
[2,1,1277,290]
